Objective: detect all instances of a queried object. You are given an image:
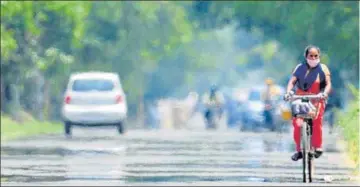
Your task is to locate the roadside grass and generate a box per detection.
[337,84,359,175]
[1,115,63,142]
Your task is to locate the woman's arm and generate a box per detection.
[321,64,332,97]
[286,76,297,93]
[323,75,332,96]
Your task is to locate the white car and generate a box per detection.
[61,72,128,136]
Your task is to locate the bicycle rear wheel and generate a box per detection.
[308,132,315,182]
[308,151,314,182]
[301,122,308,183]
[302,148,307,182]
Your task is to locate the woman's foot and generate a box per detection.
[291,152,303,161]
[314,148,323,158]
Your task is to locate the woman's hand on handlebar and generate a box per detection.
[283,91,294,101]
[317,92,328,99]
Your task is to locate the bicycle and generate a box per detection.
[287,94,323,183]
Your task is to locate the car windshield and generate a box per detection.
[248,90,261,101]
[72,79,114,92]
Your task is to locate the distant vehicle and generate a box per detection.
[225,88,248,128]
[240,85,288,132]
[240,87,266,131]
[61,72,128,136]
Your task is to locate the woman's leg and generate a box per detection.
[293,117,302,152]
[312,102,325,157]
[292,117,303,161]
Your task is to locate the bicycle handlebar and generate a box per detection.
[289,94,322,101]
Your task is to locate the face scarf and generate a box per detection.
[307,58,320,68]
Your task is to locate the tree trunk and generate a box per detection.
[137,96,145,128]
[32,70,45,121]
[0,76,4,113]
[9,84,21,122]
[43,80,50,120]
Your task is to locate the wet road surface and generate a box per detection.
[1,126,359,186]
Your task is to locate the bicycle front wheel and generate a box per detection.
[301,122,308,183]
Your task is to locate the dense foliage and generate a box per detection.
[1,1,358,121]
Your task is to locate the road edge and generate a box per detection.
[336,135,360,184]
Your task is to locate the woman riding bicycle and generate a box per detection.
[284,45,332,161]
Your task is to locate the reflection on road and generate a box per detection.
[1,128,357,186]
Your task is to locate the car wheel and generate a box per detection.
[117,122,125,134]
[64,121,72,136]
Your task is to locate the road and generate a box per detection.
[1,124,359,186]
